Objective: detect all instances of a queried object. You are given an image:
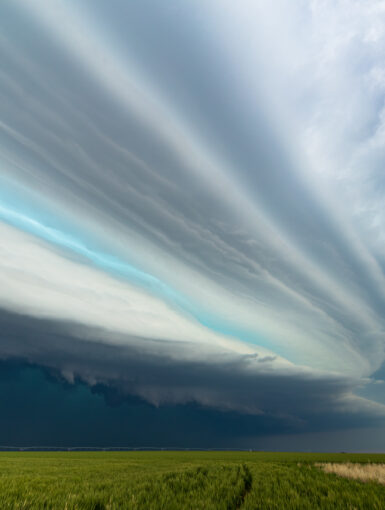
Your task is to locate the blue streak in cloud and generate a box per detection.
[0,184,184,302]
[0,180,274,353]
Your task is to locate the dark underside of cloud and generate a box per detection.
[0,308,383,448]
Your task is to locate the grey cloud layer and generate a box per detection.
[0,309,383,433]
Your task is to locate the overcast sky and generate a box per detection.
[1,0,385,449]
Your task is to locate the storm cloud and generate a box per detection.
[0,0,385,447]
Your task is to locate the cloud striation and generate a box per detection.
[0,0,385,445]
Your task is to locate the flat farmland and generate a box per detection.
[1,451,385,509]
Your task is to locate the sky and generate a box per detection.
[0,0,385,450]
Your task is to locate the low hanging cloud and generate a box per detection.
[1,307,384,436]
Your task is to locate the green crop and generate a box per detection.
[0,451,384,509]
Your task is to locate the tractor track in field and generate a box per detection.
[235,464,253,509]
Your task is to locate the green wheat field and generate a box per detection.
[1,451,385,509]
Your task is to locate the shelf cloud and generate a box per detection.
[1,0,385,446]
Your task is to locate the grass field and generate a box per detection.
[1,451,385,509]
